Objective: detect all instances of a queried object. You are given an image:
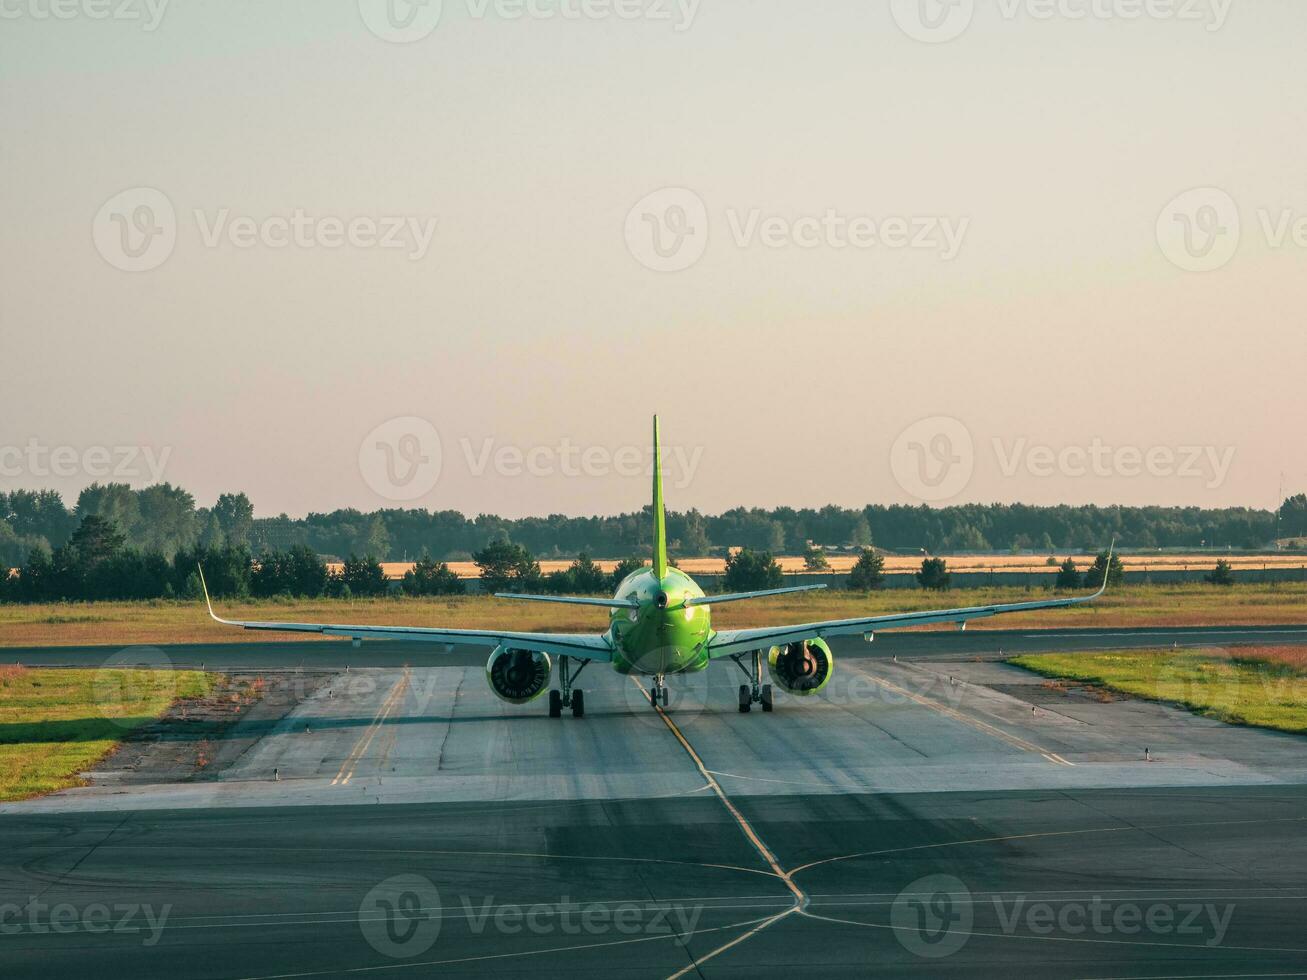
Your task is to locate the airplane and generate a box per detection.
[201,416,1110,718]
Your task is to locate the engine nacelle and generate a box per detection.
[767,638,834,696]
[485,646,552,704]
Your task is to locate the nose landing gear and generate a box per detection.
[649,675,669,709]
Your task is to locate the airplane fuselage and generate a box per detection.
[607,567,713,676]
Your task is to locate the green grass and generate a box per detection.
[1010,649,1307,734]
[0,666,213,801]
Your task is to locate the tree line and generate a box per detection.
[3,484,1305,571]
[0,516,650,603]
[0,506,1149,605]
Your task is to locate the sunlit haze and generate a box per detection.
[3,0,1304,518]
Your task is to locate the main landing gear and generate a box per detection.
[731,650,773,713]
[548,656,588,719]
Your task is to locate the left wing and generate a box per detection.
[707,569,1109,659]
[200,569,614,661]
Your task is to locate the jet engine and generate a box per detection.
[485,646,552,704]
[766,638,834,696]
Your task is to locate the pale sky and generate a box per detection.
[2,0,1304,518]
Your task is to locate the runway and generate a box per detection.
[2,635,1307,977]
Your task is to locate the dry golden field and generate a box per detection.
[2,583,1305,648]
[343,553,1307,580]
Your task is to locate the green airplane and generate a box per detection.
[202,417,1109,718]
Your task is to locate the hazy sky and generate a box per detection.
[2,0,1304,518]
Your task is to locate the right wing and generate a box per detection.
[685,584,827,607]
[707,555,1112,659]
[200,569,614,661]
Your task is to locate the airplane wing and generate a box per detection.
[707,569,1110,659]
[495,593,639,608]
[684,584,827,607]
[200,569,614,662]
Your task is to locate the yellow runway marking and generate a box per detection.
[629,678,805,979]
[331,668,410,786]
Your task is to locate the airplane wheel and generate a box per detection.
[571,689,585,718]
[738,685,751,713]
[650,688,662,709]
[661,688,669,706]
[761,684,774,712]
[549,690,562,718]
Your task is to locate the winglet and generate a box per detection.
[1093,538,1117,598]
[197,564,222,622]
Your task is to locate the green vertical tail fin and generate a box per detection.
[652,415,667,580]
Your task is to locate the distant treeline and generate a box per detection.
[2,484,1305,570]
[0,517,649,603]
[0,514,1137,604]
